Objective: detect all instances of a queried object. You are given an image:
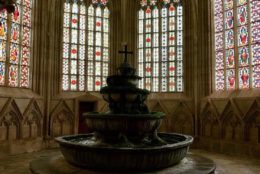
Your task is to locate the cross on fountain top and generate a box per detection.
[119,44,133,63]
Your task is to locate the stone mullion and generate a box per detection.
[17,3,23,87]
[81,2,87,92]
[174,4,178,92]
[5,12,11,87]
[247,0,253,88]
[101,8,104,88]
[233,2,239,89]
[93,8,97,91]
[222,1,227,90]
[76,2,80,91]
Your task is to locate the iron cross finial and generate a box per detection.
[119,45,133,63]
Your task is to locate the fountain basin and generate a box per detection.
[84,112,164,138]
[55,133,193,171]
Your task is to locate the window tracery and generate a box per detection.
[0,0,33,88]
[138,0,184,92]
[62,0,109,91]
[214,0,260,90]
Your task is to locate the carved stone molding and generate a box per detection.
[50,100,74,137]
[147,99,194,135]
[200,97,260,157]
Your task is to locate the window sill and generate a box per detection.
[148,92,191,100]
[0,87,42,98]
[207,88,260,99]
[53,91,103,100]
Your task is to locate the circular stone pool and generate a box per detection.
[56,133,193,171]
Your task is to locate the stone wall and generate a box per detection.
[199,92,260,158]
[0,91,44,156]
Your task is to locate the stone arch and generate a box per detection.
[22,100,43,139]
[52,110,74,137]
[50,101,74,137]
[171,102,194,135]
[200,102,221,139]
[0,111,21,141]
[0,99,23,141]
[201,111,220,138]
[244,101,260,143]
[221,110,243,141]
[151,102,169,132]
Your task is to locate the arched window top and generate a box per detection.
[96,7,102,17]
[88,5,94,15]
[137,0,184,92]
[213,0,260,91]
[139,0,182,7]
[72,2,79,13]
[104,7,109,17]
[62,0,110,92]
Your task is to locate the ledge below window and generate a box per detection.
[0,87,42,99]
[207,89,260,99]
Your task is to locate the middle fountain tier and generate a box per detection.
[56,47,193,171]
[86,60,167,147]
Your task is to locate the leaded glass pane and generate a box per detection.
[226,69,236,89]
[79,76,85,91]
[215,12,223,32]
[95,77,101,91]
[251,21,260,44]
[70,75,77,90]
[224,0,233,10]
[237,5,247,26]
[62,75,69,90]
[71,14,78,28]
[238,26,248,46]
[104,7,109,18]
[226,49,235,68]
[216,70,225,90]
[80,4,86,14]
[238,0,247,6]
[11,23,20,44]
[253,65,260,88]
[80,30,85,44]
[238,47,249,66]
[96,7,102,17]
[239,67,250,89]
[0,62,5,85]
[8,65,18,87]
[215,33,224,51]
[225,10,234,29]
[225,30,234,49]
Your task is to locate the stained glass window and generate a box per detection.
[62,0,109,91]
[138,0,183,92]
[0,0,33,88]
[213,0,260,90]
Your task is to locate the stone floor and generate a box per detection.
[0,149,259,174]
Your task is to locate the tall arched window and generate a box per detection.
[0,0,33,88]
[214,0,260,90]
[62,0,109,92]
[138,0,183,92]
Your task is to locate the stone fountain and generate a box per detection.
[30,46,216,174]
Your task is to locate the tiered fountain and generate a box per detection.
[30,46,216,174]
